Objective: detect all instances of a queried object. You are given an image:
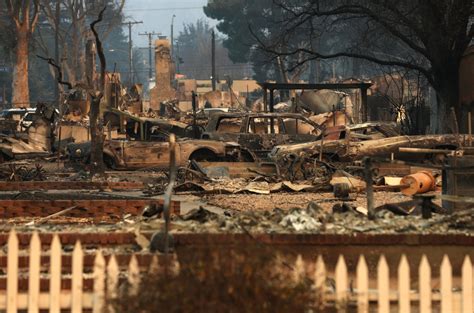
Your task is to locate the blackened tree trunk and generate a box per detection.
[89,95,104,175]
[431,60,462,133]
[85,38,104,175]
[6,0,40,108]
[88,8,107,176]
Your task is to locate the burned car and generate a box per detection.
[103,108,194,140]
[0,104,58,162]
[270,122,461,164]
[67,136,243,170]
[202,112,322,160]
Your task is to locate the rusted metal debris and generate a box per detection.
[442,155,474,211]
[0,164,46,181]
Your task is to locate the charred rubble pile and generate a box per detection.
[138,200,474,235]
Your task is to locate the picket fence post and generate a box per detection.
[314,255,326,310]
[335,255,348,312]
[356,255,368,313]
[419,255,431,313]
[377,255,390,313]
[107,254,119,313]
[93,250,106,313]
[71,241,83,313]
[398,254,410,313]
[7,229,18,313]
[50,235,62,313]
[149,255,159,274]
[293,255,305,283]
[128,255,140,296]
[462,255,473,313]
[28,232,40,313]
[441,254,453,313]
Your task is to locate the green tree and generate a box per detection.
[176,19,249,80]
[206,0,473,132]
[252,0,473,132]
[205,0,316,82]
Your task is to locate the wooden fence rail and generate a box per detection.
[1,229,473,312]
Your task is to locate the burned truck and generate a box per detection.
[201,112,322,160]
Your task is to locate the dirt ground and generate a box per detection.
[204,191,414,212]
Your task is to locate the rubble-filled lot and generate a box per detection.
[0,171,471,238]
[0,101,473,245]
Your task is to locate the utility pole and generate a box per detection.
[139,31,161,81]
[176,41,180,73]
[122,21,143,85]
[211,30,216,91]
[171,15,176,62]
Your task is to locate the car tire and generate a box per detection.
[189,149,219,162]
[103,154,117,169]
[240,149,255,162]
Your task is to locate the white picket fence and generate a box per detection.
[1,229,473,312]
[305,254,473,312]
[1,230,145,312]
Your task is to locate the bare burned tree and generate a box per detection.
[88,6,107,176]
[5,0,40,108]
[37,0,125,88]
[36,55,73,89]
[256,0,473,132]
[36,7,107,176]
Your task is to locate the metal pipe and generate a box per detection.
[361,87,368,122]
[364,157,375,220]
[192,91,198,139]
[398,147,457,154]
[164,134,177,261]
[468,112,472,147]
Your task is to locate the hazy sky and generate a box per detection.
[123,0,214,48]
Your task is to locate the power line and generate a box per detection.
[122,21,143,85]
[138,31,162,79]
